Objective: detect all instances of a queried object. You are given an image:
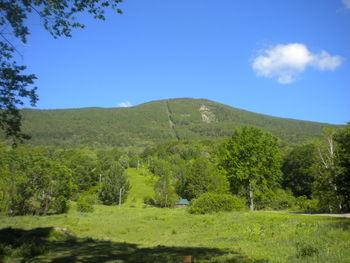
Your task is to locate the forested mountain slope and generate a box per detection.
[19,98,339,147]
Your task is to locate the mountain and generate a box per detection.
[18,98,339,148]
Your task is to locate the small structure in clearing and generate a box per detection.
[175,199,189,208]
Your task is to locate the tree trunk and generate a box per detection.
[119,188,123,209]
[319,133,343,212]
[333,184,342,212]
[248,180,254,211]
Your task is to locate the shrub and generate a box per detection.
[77,195,95,213]
[268,189,297,210]
[254,188,298,210]
[296,242,319,258]
[296,196,319,213]
[52,196,70,214]
[143,196,155,206]
[188,193,246,214]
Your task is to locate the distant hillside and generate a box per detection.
[18,98,339,147]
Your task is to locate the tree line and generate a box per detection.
[0,124,349,215]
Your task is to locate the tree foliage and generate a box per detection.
[219,127,282,210]
[313,128,343,212]
[0,0,122,142]
[313,125,350,212]
[152,159,177,207]
[334,123,350,211]
[188,192,246,214]
[54,148,99,192]
[0,42,38,144]
[98,162,130,206]
[182,157,229,200]
[1,99,336,147]
[282,143,317,198]
[0,146,72,215]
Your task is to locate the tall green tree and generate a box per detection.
[183,157,229,200]
[1,146,72,215]
[98,162,130,206]
[313,128,344,212]
[219,127,282,211]
[54,148,99,192]
[282,143,317,198]
[152,159,177,207]
[334,123,350,211]
[0,0,122,142]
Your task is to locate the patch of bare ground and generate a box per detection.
[291,213,350,218]
[268,211,350,218]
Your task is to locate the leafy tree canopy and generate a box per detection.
[0,146,73,215]
[219,126,282,210]
[0,0,122,143]
[282,143,317,198]
[334,123,350,211]
[183,157,229,200]
[98,162,130,205]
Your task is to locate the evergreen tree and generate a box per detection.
[99,163,130,206]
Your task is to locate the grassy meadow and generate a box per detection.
[1,168,350,263]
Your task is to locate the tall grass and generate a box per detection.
[1,168,349,262]
[1,205,349,262]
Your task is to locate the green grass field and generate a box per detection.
[1,168,350,263]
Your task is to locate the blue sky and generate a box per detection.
[20,0,350,124]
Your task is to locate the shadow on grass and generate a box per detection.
[0,227,267,263]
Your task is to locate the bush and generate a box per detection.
[268,189,297,210]
[296,196,319,213]
[52,196,70,214]
[77,195,95,213]
[188,193,246,214]
[296,241,319,258]
[254,188,299,210]
[143,196,155,206]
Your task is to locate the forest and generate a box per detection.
[14,98,340,148]
[1,120,350,262]
[1,123,350,216]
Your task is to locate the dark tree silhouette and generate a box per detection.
[0,0,123,143]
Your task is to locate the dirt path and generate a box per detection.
[266,211,350,218]
[290,213,350,218]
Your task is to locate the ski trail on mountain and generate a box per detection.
[165,100,179,140]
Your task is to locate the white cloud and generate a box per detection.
[342,0,350,9]
[311,51,343,70]
[252,43,343,84]
[117,101,132,107]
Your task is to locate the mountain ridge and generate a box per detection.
[16,98,341,148]
[24,98,339,125]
